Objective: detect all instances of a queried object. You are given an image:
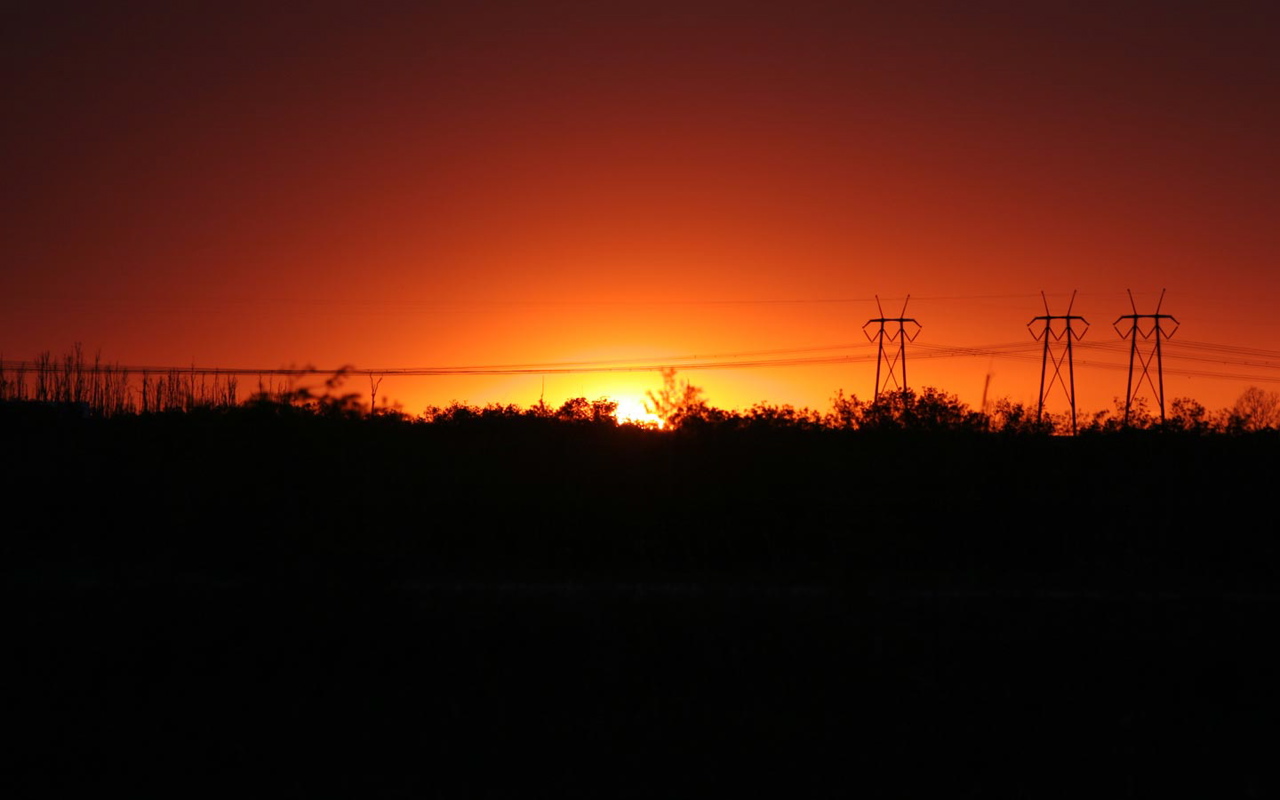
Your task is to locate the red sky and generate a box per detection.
[4,1,1278,417]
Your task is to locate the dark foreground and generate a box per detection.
[8,411,1280,796]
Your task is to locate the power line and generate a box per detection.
[4,335,1280,385]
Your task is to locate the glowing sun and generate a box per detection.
[614,396,664,428]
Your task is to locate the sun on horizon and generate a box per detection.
[614,396,665,428]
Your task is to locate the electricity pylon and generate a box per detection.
[1113,289,1179,425]
[863,295,921,399]
[1028,290,1088,433]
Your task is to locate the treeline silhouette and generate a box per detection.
[9,349,1280,796]
[6,374,1278,586]
[5,347,1280,434]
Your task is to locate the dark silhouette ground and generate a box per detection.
[7,408,1279,796]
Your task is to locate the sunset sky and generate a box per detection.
[4,1,1278,418]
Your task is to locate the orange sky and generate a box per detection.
[3,2,1278,418]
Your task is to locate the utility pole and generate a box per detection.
[1028,290,1088,433]
[863,295,921,399]
[1113,289,1179,425]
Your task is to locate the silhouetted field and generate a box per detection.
[7,407,1279,796]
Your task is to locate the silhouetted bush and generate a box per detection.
[857,387,986,432]
[986,398,1056,435]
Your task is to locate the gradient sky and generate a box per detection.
[4,1,1278,417]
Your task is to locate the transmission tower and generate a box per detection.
[863,295,921,399]
[1028,290,1088,433]
[1113,289,1179,424]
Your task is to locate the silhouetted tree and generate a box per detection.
[741,402,824,430]
[554,396,619,424]
[1232,386,1280,431]
[246,365,362,418]
[860,388,984,432]
[825,389,866,430]
[986,398,1056,435]
[1082,396,1155,432]
[421,401,479,424]
[556,397,592,422]
[1164,397,1220,434]
[644,368,713,429]
[591,397,619,424]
